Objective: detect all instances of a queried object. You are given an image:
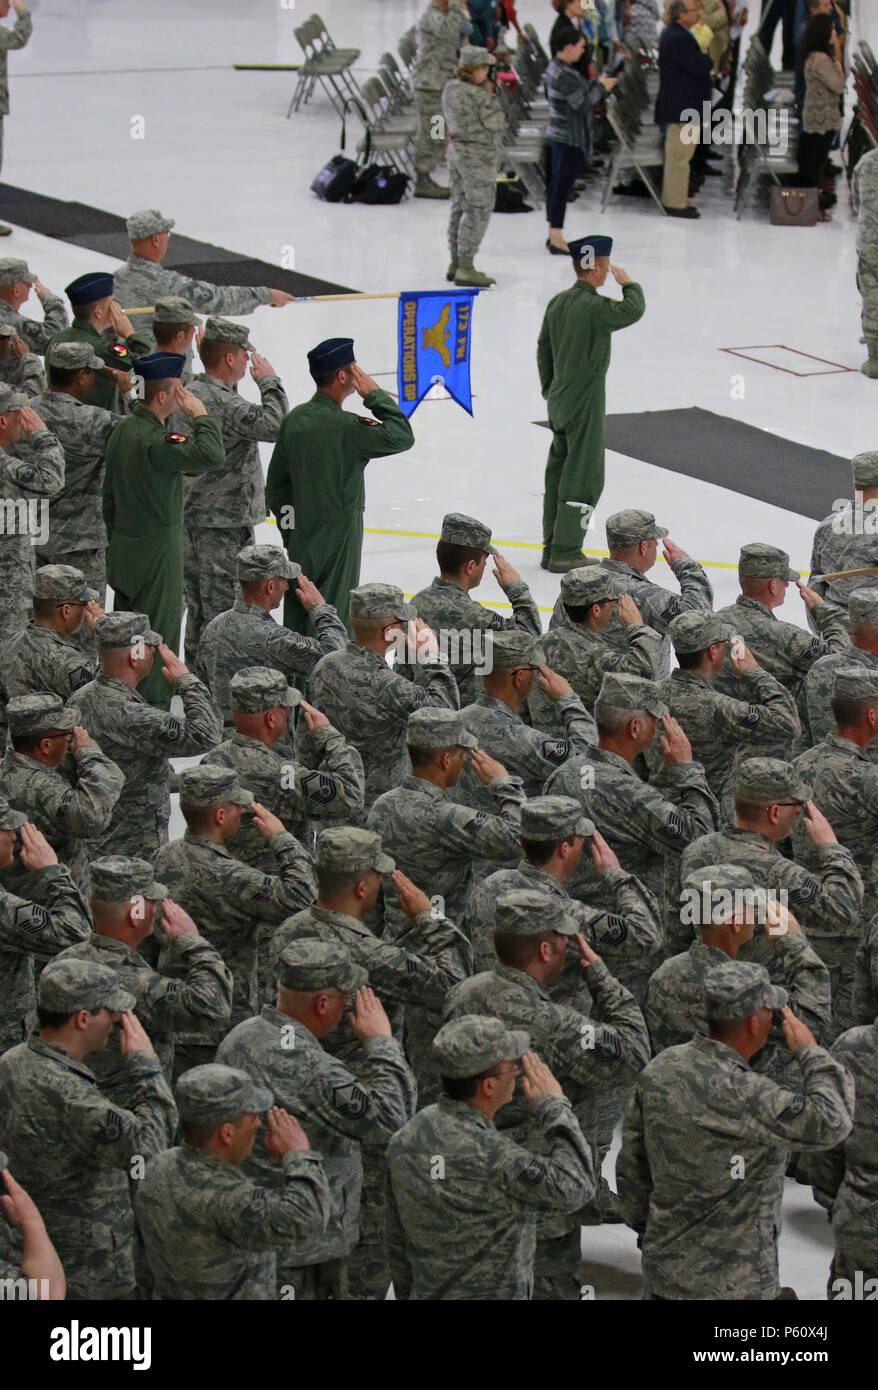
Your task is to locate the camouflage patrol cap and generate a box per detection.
[494,888,578,937]
[680,862,768,926]
[153,297,200,327]
[202,316,252,348]
[349,583,415,623]
[484,630,546,670]
[595,671,668,718]
[852,451,878,487]
[126,209,175,239]
[406,707,478,750]
[230,667,303,714]
[703,959,787,1021]
[459,44,497,66]
[560,566,614,606]
[90,856,168,902]
[520,795,594,841]
[0,383,28,412]
[433,1015,529,1079]
[669,610,735,655]
[7,694,77,738]
[95,612,162,648]
[38,957,136,1013]
[0,794,26,830]
[831,666,878,703]
[178,765,253,809]
[440,512,496,554]
[738,543,798,581]
[44,341,105,372]
[315,826,394,875]
[848,588,878,626]
[33,564,90,603]
[236,544,300,583]
[0,258,34,287]
[735,757,811,804]
[276,939,368,993]
[605,509,668,547]
[175,1063,273,1127]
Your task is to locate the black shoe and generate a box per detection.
[664,204,700,218]
[546,239,570,254]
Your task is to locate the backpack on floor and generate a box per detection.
[310,99,370,203]
[348,164,409,204]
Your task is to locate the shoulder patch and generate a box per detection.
[742,707,762,727]
[777,1095,806,1123]
[299,770,338,806]
[358,416,379,426]
[519,1157,548,1187]
[164,432,188,445]
[13,902,49,936]
[106,343,130,361]
[332,1081,369,1120]
[541,740,570,763]
[596,914,627,947]
[99,1110,123,1145]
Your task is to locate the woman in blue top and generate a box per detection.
[544,26,616,253]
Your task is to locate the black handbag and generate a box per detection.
[310,100,370,202]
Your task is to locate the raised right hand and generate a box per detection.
[391,869,433,919]
[470,747,508,785]
[729,641,757,675]
[349,986,393,1041]
[780,1006,816,1053]
[616,593,643,625]
[17,407,47,435]
[659,714,693,766]
[159,898,198,940]
[158,643,188,684]
[520,1050,563,1103]
[18,823,57,871]
[118,1011,155,1057]
[349,362,380,397]
[264,1105,309,1157]
[174,385,207,418]
[802,799,837,847]
[251,801,285,840]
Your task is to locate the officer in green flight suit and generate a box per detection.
[49,272,153,415]
[102,352,224,708]
[537,235,646,573]
[265,337,415,637]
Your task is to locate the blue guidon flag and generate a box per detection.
[397,289,479,418]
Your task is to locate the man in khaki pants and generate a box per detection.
[655,0,713,218]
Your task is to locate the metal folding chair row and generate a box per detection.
[600,55,666,214]
[288,12,363,118]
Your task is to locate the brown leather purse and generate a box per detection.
[769,186,820,225]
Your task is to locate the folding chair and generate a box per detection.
[287,13,363,118]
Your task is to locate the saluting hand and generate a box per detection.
[174,385,207,418]
[610,264,631,284]
[391,870,433,919]
[18,823,57,871]
[158,643,188,683]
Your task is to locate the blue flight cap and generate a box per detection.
[307,337,355,372]
[568,235,613,265]
[132,352,186,381]
[65,272,115,306]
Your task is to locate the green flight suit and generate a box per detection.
[103,406,224,708]
[48,321,153,414]
[537,279,646,567]
[265,388,415,636]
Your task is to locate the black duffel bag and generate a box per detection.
[310,99,369,202]
[348,163,409,204]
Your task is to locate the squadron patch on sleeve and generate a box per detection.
[13,902,49,936]
[299,770,338,806]
[99,1110,123,1144]
[332,1081,369,1120]
[777,1095,806,1123]
[164,432,188,445]
[519,1158,547,1187]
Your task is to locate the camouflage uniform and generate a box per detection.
[184,317,289,662]
[112,209,273,345]
[548,511,714,678]
[546,671,719,921]
[528,566,662,735]
[809,454,878,610]
[464,796,663,991]
[385,1015,595,1299]
[713,544,852,704]
[271,828,470,1301]
[852,149,878,374]
[0,565,96,736]
[0,793,91,1053]
[796,644,878,755]
[31,342,120,596]
[617,960,854,1300]
[0,258,67,355]
[0,5,31,183]
[154,765,316,1054]
[680,759,865,1013]
[308,585,460,806]
[413,0,471,175]
[442,56,506,268]
[194,544,347,728]
[0,390,65,645]
[810,1019,878,1288]
[0,958,177,1299]
[644,610,801,816]
[202,667,364,873]
[646,865,831,1081]
[407,513,541,706]
[445,890,650,1298]
[854,913,878,1025]
[59,856,233,1081]
[450,631,596,809]
[0,324,46,398]
[217,940,417,1299]
[72,612,223,859]
[0,694,124,896]
[135,1063,331,1300]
